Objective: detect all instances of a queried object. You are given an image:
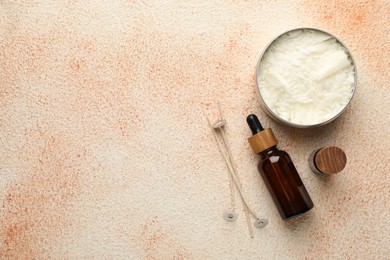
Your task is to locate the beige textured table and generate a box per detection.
[0,1,389,259]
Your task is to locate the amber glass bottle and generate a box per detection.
[246,114,314,220]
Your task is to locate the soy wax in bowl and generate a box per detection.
[256,28,357,128]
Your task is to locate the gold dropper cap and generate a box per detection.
[246,114,278,154]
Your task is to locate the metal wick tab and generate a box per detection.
[253,218,268,228]
[223,211,238,222]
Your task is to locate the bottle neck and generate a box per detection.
[258,145,278,158]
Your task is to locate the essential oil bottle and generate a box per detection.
[246,114,314,220]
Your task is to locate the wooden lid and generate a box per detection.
[314,146,347,174]
[248,128,278,154]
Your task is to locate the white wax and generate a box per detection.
[258,29,355,125]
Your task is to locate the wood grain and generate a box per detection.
[315,146,347,174]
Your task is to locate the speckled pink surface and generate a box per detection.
[0,0,389,259]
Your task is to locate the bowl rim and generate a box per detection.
[255,27,358,128]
